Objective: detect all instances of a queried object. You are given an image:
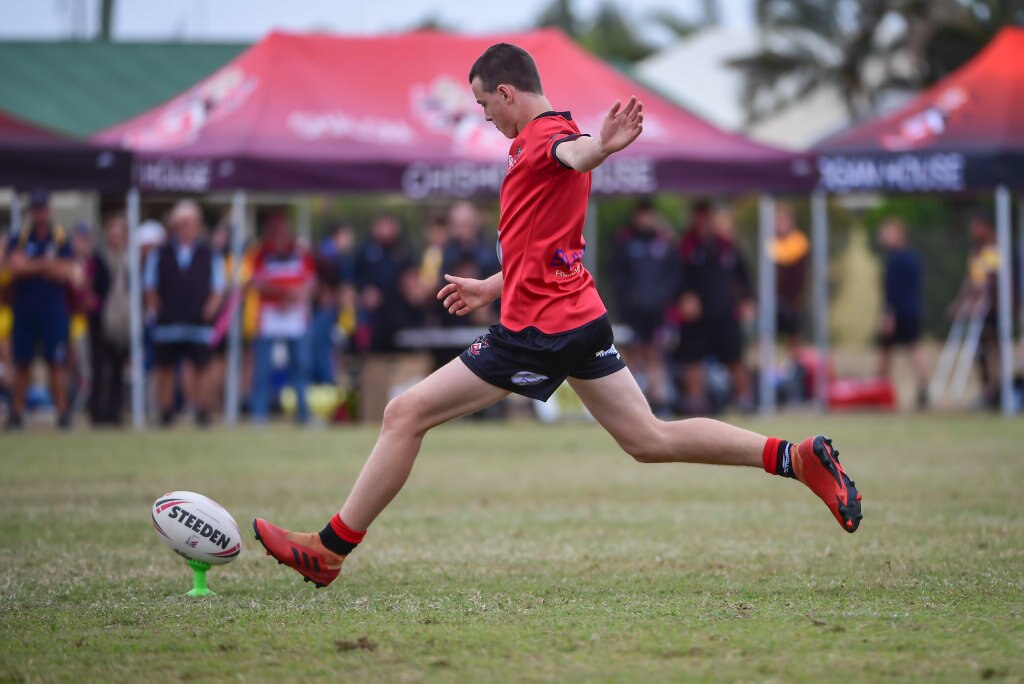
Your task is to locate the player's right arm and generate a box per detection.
[437,272,502,317]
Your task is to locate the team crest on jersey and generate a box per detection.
[508,145,525,171]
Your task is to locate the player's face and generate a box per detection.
[471,77,516,139]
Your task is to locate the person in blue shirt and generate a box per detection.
[5,189,79,430]
[877,218,929,409]
[144,200,226,427]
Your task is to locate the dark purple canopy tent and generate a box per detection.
[0,108,131,192]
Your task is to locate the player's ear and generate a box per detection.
[496,84,514,104]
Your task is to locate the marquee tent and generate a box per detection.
[95,29,813,196]
[817,27,1024,194]
[0,108,131,191]
[815,27,1024,416]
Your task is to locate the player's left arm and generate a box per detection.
[554,96,644,173]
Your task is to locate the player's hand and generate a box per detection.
[437,274,494,316]
[598,96,644,155]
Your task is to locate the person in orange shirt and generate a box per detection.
[773,204,809,356]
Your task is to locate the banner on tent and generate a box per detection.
[401,157,657,198]
[818,152,967,193]
[136,158,237,192]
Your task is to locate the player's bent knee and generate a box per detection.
[615,421,670,464]
[381,393,418,435]
[623,442,663,464]
[381,391,432,437]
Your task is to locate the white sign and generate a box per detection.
[137,159,213,192]
[401,157,657,199]
[819,153,966,193]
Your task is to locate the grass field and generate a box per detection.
[1,414,1022,682]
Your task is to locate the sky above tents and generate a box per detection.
[4,0,755,42]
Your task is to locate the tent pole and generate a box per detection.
[1019,197,1024,351]
[811,190,829,411]
[758,194,777,415]
[225,190,247,426]
[126,187,145,430]
[9,191,20,236]
[584,199,598,285]
[994,185,1014,416]
[297,195,312,245]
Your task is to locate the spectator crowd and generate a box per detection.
[0,192,1009,430]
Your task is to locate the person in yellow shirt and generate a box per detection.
[0,231,13,403]
[951,212,1001,407]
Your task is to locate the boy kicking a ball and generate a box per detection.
[254,43,862,587]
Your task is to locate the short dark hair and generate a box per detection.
[469,43,543,94]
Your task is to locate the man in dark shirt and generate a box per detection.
[441,202,502,293]
[144,200,225,426]
[610,199,678,412]
[877,218,929,408]
[354,213,412,353]
[674,200,753,414]
[5,189,77,430]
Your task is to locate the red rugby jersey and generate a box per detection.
[497,111,607,334]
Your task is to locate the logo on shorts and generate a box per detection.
[595,345,620,359]
[468,335,490,357]
[511,371,549,386]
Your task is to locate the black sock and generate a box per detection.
[318,514,365,556]
[776,440,796,479]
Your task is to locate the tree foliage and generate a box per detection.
[731,0,1024,125]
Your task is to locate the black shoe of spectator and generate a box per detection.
[196,410,211,428]
[916,386,929,411]
[160,410,175,428]
[57,412,73,431]
[4,413,24,431]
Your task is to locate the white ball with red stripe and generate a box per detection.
[151,491,242,565]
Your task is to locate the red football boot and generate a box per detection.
[793,435,863,533]
[252,518,343,588]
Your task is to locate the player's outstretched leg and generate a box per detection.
[254,359,509,587]
[568,369,862,533]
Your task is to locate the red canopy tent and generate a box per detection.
[815,28,1024,415]
[1,108,131,191]
[95,29,813,196]
[817,27,1024,193]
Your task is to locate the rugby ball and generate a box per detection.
[151,491,242,565]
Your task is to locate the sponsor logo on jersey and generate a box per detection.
[511,371,549,386]
[549,248,584,278]
[595,345,620,359]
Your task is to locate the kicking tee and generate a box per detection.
[497,111,607,334]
